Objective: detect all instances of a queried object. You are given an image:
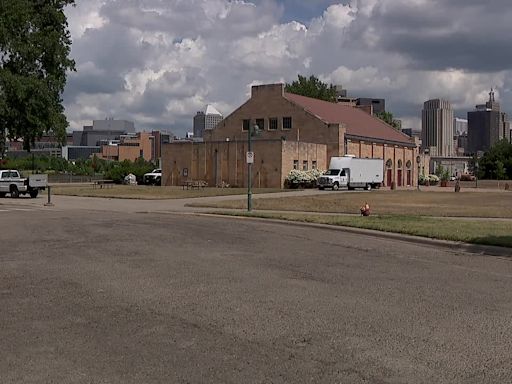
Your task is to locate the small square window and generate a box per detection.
[269,117,278,131]
[282,117,292,130]
[302,160,308,171]
[293,160,299,170]
[312,161,317,170]
[242,119,250,131]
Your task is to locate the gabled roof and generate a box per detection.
[283,92,414,146]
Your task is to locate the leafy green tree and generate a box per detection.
[477,140,512,180]
[375,111,401,130]
[285,75,337,102]
[0,0,76,152]
[495,160,506,180]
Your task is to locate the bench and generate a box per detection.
[182,180,208,190]
[93,180,115,189]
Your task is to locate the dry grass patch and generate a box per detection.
[52,185,283,199]
[189,190,512,218]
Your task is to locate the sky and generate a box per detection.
[63,0,512,136]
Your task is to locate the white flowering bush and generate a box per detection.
[419,174,440,186]
[285,169,325,188]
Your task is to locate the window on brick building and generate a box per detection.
[282,117,292,130]
[302,160,308,171]
[312,161,317,170]
[293,160,298,169]
[242,119,250,131]
[269,117,278,130]
[255,118,265,131]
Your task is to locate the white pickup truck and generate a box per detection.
[0,170,48,198]
[143,169,162,186]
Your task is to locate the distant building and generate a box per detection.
[72,119,135,147]
[62,146,101,161]
[402,128,421,139]
[335,86,386,115]
[6,132,73,159]
[422,99,454,157]
[453,118,468,136]
[193,105,223,138]
[97,131,155,162]
[456,134,468,156]
[467,89,509,154]
[356,98,386,114]
[453,118,468,155]
[335,85,357,106]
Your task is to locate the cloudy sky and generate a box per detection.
[63,0,512,136]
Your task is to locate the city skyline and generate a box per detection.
[63,0,512,136]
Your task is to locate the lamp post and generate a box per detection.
[247,123,259,211]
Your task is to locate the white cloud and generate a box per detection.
[62,0,512,135]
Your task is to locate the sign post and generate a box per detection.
[247,124,259,211]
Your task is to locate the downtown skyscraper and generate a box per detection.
[422,99,454,157]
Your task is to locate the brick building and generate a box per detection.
[98,132,157,162]
[162,84,417,188]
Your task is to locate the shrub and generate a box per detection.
[285,169,324,189]
[459,174,476,181]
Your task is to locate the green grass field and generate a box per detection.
[213,211,512,248]
[188,189,512,218]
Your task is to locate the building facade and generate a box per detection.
[422,99,454,157]
[467,89,509,154]
[162,84,417,189]
[193,105,223,138]
[73,119,135,147]
[356,98,386,114]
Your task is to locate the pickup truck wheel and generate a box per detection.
[29,189,39,198]
[10,185,20,198]
[332,183,339,191]
[318,186,324,190]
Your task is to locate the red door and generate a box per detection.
[397,170,403,187]
[386,169,392,187]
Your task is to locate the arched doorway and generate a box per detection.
[397,159,403,187]
[386,159,393,187]
[406,160,412,186]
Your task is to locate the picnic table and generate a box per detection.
[92,180,115,189]
[182,180,208,190]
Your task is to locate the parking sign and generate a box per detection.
[246,151,254,164]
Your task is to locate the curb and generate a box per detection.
[186,211,512,258]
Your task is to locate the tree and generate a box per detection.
[477,140,512,180]
[285,75,337,102]
[375,111,401,130]
[0,0,75,152]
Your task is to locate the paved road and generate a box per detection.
[1,203,512,383]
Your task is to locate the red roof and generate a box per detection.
[284,92,414,146]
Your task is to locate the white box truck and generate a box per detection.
[317,156,383,190]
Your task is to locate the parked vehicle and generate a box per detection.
[317,156,383,190]
[143,169,162,185]
[0,170,47,198]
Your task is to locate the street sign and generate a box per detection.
[246,151,254,164]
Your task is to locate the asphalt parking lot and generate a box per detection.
[1,197,512,383]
